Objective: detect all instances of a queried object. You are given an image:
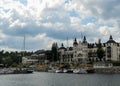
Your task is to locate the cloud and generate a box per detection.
[0,0,120,51]
[80,0,120,20]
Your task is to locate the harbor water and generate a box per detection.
[0,72,120,86]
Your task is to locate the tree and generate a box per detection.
[51,42,59,62]
[97,39,105,61]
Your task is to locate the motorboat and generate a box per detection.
[73,68,87,74]
[55,68,63,73]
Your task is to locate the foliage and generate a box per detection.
[112,62,120,66]
[51,43,59,62]
[96,40,105,61]
[0,50,33,67]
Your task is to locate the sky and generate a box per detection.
[0,0,120,51]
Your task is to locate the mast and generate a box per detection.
[23,35,26,57]
[81,32,83,40]
[66,37,68,63]
[67,37,68,48]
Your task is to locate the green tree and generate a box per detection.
[51,42,58,62]
[97,39,105,61]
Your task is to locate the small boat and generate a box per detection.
[86,68,95,73]
[73,68,87,74]
[26,67,34,73]
[13,67,34,74]
[13,36,34,74]
[48,69,55,73]
[63,69,68,73]
[55,68,63,73]
[65,69,73,73]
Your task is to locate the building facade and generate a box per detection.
[22,50,52,65]
[58,35,120,63]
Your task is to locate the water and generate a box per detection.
[0,72,120,86]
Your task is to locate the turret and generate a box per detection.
[59,43,66,50]
[106,35,116,44]
[110,35,113,40]
[82,36,87,44]
[73,38,78,47]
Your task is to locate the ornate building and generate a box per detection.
[58,35,120,63]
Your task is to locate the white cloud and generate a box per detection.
[9,19,26,28]
[34,33,46,39]
[0,0,120,51]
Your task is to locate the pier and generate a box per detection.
[94,67,120,74]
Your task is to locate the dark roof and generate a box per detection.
[106,35,116,43]
[69,47,73,50]
[73,38,78,45]
[59,47,66,50]
[59,43,66,50]
[83,36,87,43]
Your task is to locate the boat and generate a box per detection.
[63,69,68,73]
[13,36,34,74]
[86,68,95,73]
[73,68,87,74]
[13,67,34,74]
[48,67,56,73]
[26,67,34,73]
[64,69,73,73]
[55,68,63,73]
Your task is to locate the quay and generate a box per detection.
[33,64,120,74]
[0,67,34,74]
[94,67,120,74]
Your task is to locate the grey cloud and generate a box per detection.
[83,0,120,20]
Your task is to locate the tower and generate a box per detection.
[82,36,87,44]
[73,38,78,47]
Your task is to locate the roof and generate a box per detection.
[69,47,73,50]
[59,43,66,50]
[59,46,66,50]
[73,38,78,45]
[106,35,116,43]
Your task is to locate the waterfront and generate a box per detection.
[0,72,120,86]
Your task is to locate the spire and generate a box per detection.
[106,35,116,43]
[83,36,87,43]
[83,36,86,41]
[59,43,66,50]
[75,37,77,42]
[73,37,78,46]
[61,43,64,47]
[109,35,113,40]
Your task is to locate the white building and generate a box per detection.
[22,54,38,65]
[58,35,120,63]
[93,62,113,68]
[22,50,52,65]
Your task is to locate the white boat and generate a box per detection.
[55,69,63,73]
[63,69,73,73]
[73,68,87,74]
[47,65,56,73]
[48,68,56,73]
[63,69,68,73]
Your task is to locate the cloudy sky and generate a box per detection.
[0,0,120,51]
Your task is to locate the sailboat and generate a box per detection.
[14,35,34,74]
